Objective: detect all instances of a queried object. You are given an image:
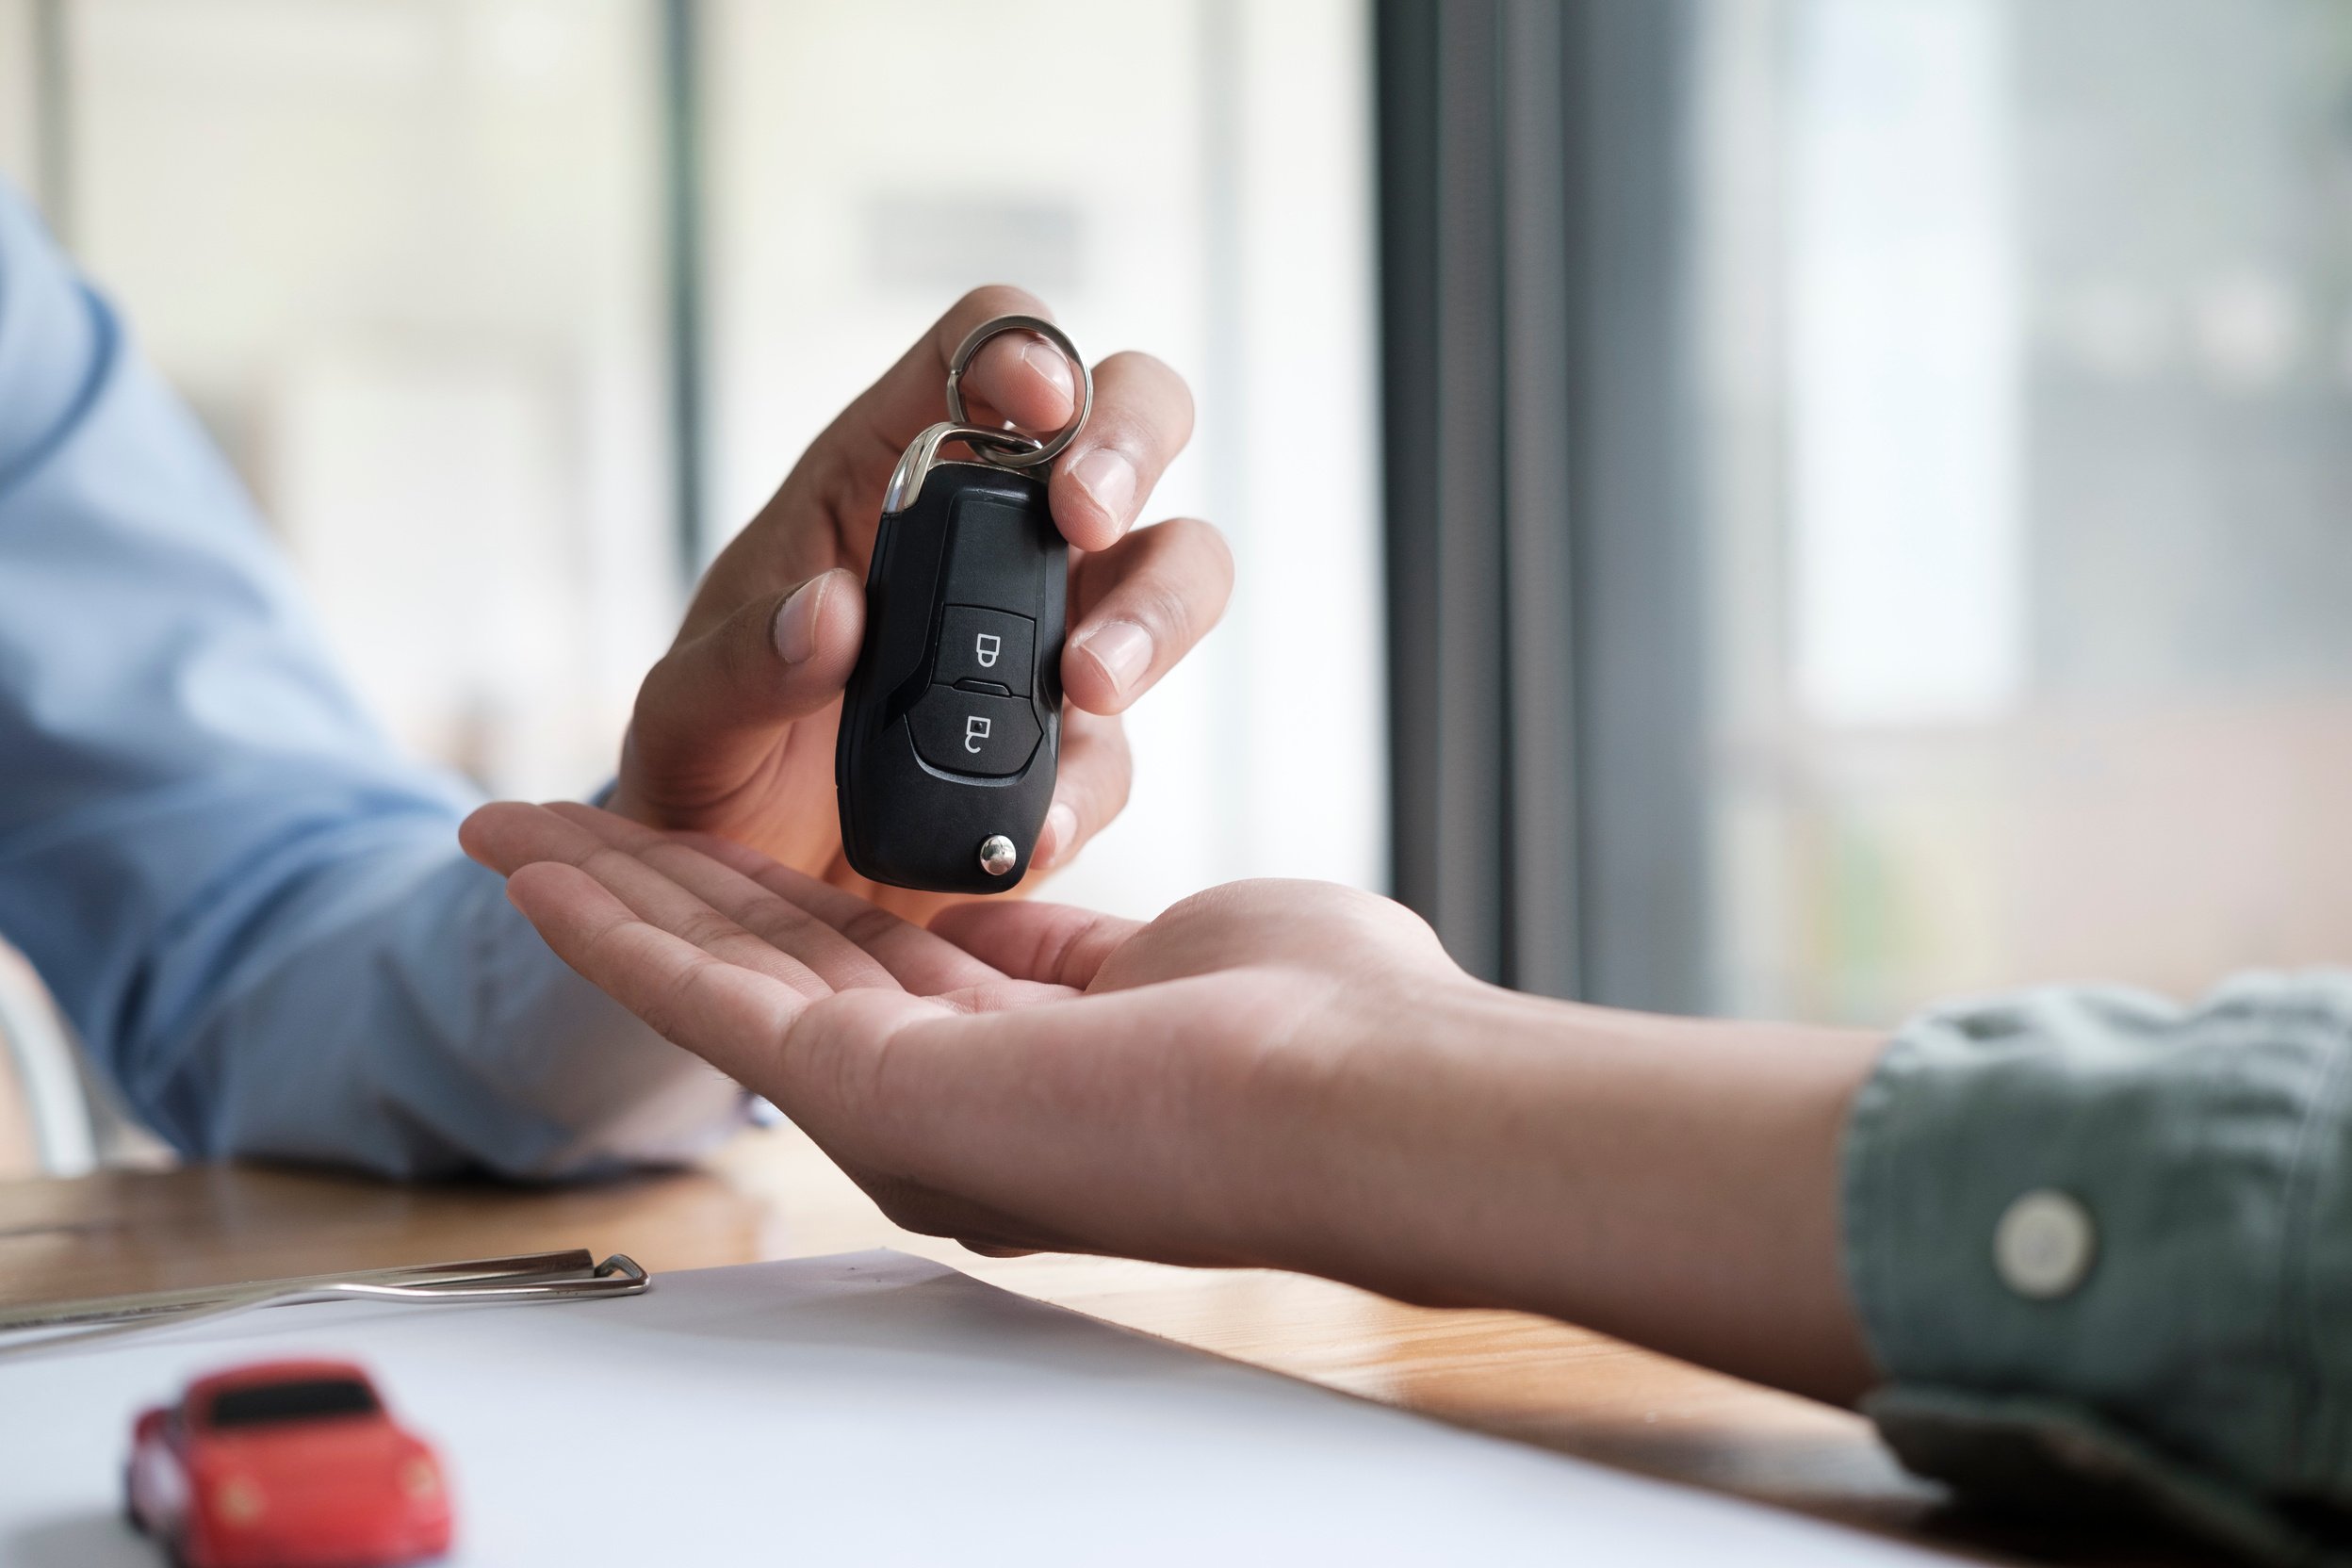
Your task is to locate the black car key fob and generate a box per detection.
[835,316,1092,894]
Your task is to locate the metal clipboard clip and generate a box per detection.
[0,1248,647,1362]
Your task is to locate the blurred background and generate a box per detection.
[6,0,2352,1170]
[1719,0,2352,1025]
[0,0,1384,931]
[1386,0,2352,1026]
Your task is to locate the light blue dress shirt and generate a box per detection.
[0,186,746,1177]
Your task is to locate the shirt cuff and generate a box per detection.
[1840,973,2352,1541]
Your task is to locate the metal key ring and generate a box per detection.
[944,314,1093,469]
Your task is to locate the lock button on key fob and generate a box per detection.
[933,606,1036,694]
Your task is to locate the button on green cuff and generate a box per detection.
[1993,1190,2097,1299]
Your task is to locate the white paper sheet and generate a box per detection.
[0,1250,1949,1564]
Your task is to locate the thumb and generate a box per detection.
[620,568,864,814]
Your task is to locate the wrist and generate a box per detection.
[1236,975,1886,1401]
[1219,971,1558,1297]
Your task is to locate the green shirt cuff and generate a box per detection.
[1841,973,2352,1523]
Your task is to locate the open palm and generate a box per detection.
[461,800,1461,1262]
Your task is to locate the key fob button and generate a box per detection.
[908,686,1042,777]
[934,606,1037,694]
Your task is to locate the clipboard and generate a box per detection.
[0,1249,646,1361]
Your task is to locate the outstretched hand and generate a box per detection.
[611,287,1232,923]
[465,801,1883,1403]
[461,800,1465,1264]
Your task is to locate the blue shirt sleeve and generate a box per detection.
[0,185,748,1177]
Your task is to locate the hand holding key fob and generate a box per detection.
[835,316,1092,894]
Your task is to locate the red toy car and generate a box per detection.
[124,1359,452,1568]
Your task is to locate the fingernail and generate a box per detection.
[773,574,831,664]
[1069,447,1138,527]
[1037,801,1079,869]
[1021,339,1077,409]
[1075,619,1153,699]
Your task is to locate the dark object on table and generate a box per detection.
[123,1358,451,1567]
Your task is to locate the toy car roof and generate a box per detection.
[183,1358,377,1403]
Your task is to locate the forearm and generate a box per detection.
[17,810,749,1179]
[0,185,746,1179]
[1250,979,1886,1403]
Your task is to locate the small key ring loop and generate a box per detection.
[944,315,1092,469]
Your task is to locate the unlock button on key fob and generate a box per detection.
[933,606,1036,694]
[909,687,1042,777]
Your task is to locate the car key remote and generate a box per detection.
[835,316,1092,894]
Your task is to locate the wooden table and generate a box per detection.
[0,1126,2202,1564]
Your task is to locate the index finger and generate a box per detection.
[929,900,1146,990]
[670,828,1017,997]
[502,859,812,1086]
[833,307,1194,557]
[1043,351,1195,552]
[834,286,1077,492]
